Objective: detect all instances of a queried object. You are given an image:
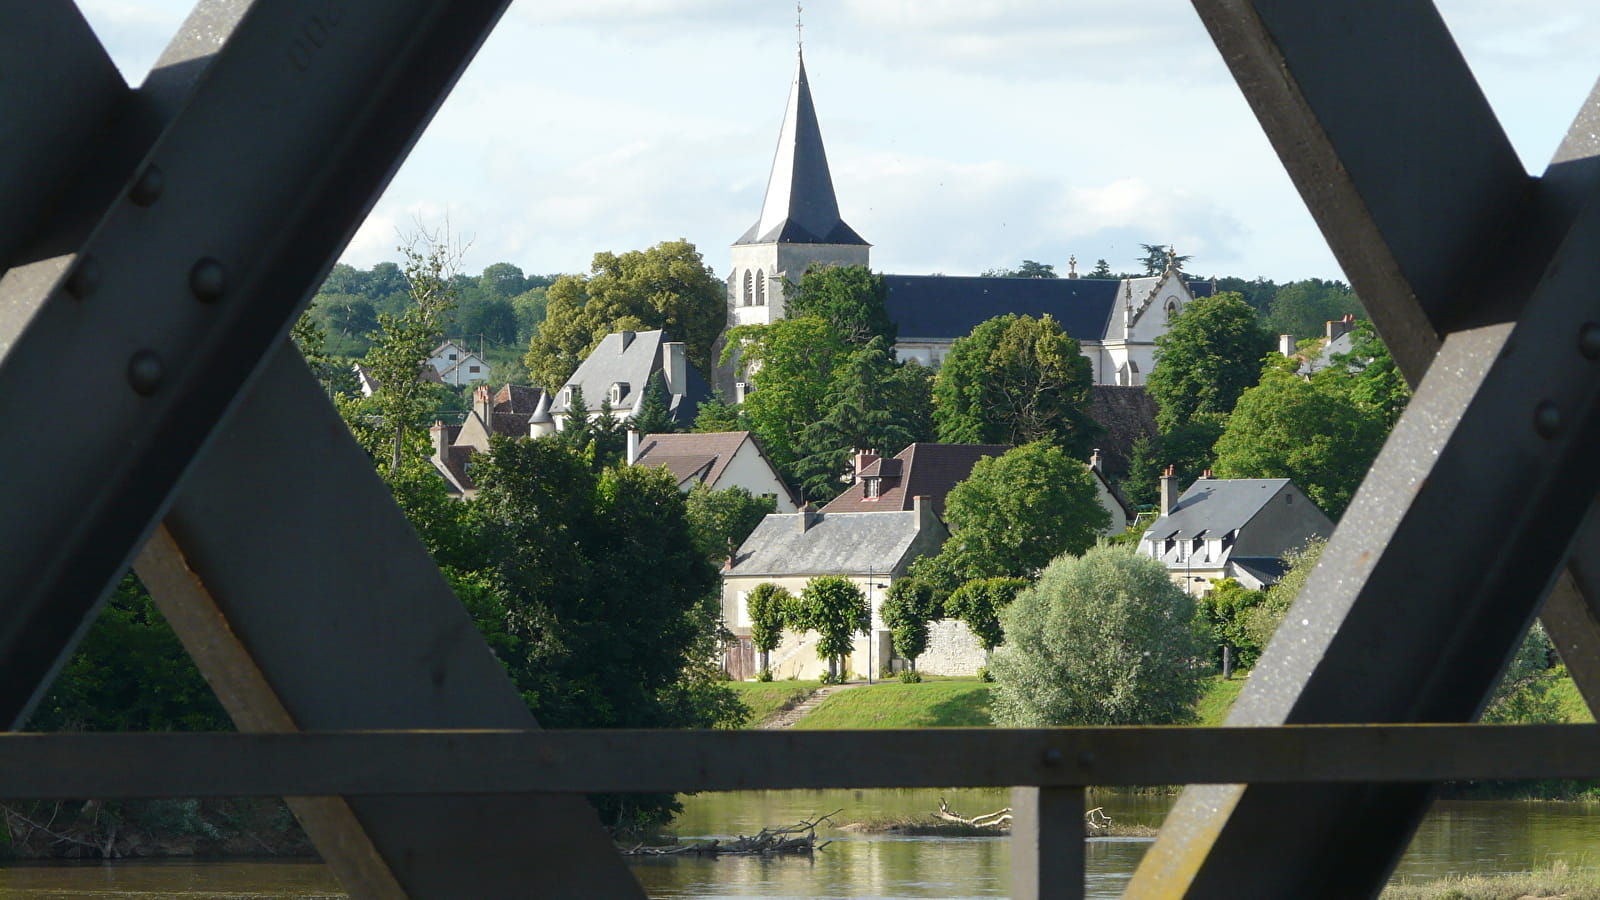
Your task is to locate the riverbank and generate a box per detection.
[1382,861,1600,899]
[0,799,312,860]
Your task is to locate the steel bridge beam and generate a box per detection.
[1130,3,1600,897]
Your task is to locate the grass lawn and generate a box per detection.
[793,680,993,729]
[1195,674,1247,726]
[725,680,820,726]
[1548,672,1594,723]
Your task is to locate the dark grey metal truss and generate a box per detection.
[4,2,1599,899]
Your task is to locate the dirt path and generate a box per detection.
[759,682,862,729]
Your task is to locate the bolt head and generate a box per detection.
[129,165,164,206]
[127,350,163,396]
[1041,747,1063,767]
[1580,323,1600,361]
[1534,401,1563,440]
[189,258,225,302]
[65,257,101,299]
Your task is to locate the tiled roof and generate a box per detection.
[432,445,477,495]
[494,384,543,416]
[821,443,1011,518]
[633,431,753,489]
[1087,385,1158,479]
[727,510,934,577]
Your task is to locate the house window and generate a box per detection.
[448,353,458,361]
[561,386,573,408]
[864,477,881,499]
[609,382,629,405]
[755,270,766,306]
[468,365,480,374]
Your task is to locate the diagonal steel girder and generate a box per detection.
[0,1,642,896]
[1128,2,1600,897]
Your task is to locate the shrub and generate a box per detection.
[898,670,923,684]
[990,544,1206,726]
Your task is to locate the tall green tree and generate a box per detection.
[1323,319,1410,427]
[793,337,923,501]
[524,239,725,390]
[1261,278,1363,341]
[691,392,745,433]
[911,443,1109,592]
[981,260,1058,279]
[1088,259,1114,279]
[365,235,461,473]
[933,314,1098,455]
[880,580,937,671]
[791,575,870,682]
[1194,577,1266,671]
[724,316,852,475]
[1212,364,1387,517]
[1123,415,1226,507]
[989,544,1206,726]
[784,265,895,346]
[683,483,776,568]
[1139,244,1192,275]
[631,372,678,438]
[1147,292,1275,433]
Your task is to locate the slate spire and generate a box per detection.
[736,53,867,246]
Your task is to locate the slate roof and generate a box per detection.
[1143,478,1295,541]
[736,55,867,247]
[883,276,1215,344]
[1087,385,1158,479]
[727,510,935,577]
[552,329,711,426]
[1301,330,1357,376]
[634,431,753,490]
[1231,557,1290,585]
[821,443,1011,519]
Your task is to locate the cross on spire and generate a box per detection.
[796,3,804,54]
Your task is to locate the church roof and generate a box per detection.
[736,55,867,247]
[883,275,1217,343]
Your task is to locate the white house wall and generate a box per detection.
[724,572,899,680]
[718,440,798,513]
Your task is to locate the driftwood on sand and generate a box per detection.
[620,810,839,857]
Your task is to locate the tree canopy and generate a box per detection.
[1260,278,1364,341]
[724,316,852,475]
[791,575,870,682]
[989,544,1206,726]
[912,442,1109,593]
[784,265,895,346]
[524,239,725,390]
[793,337,929,501]
[1147,291,1275,433]
[1211,363,1387,518]
[933,314,1098,455]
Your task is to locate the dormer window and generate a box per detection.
[864,477,882,499]
[560,386,573,409]
[609,382,629,405]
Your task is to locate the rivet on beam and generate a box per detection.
[1579,323,1600,360]
[128,165,164,207]
[64,257,101,299]
[1534,401,1563,439]
[189,258,225,303]
[1041,747,1063,767]
[127,350,164,396]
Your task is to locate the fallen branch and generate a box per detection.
[619,811,841,858]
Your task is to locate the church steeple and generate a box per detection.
[736,54,867,246]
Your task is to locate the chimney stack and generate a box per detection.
[912,495,937,531]
[1159,465,1179,517]
[662,341,687,398]
[626,428,640,465]
[1089,448,1102,472]
[473,384,492,424]
[1326,314,1356,342]
[854,449,880,479]
[1278,334,1295,357]
[618,330,636,352]
[798,502,821,533]
[431,420,449,461]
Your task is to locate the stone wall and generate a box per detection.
[913,620,989,676]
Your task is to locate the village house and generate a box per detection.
[428,339,490,386]
[550,329,711,431]
[721,498,946,681]
[1139,471,1333,595]
[627,430,798,513]
[429,383,548,498]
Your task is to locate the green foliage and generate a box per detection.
[1139,244,1191,274]
[1325,319,1410,427]
[1241,539,1326,654]
[981,259,1058,279]
[1194,578,1267,668]
[898,670,923,683]
[632,372,678,437]
[790,681,993,729]
[523,239,725,390]
[1087,259,1115,279]
[364,234,461,474]
[792,576,870,680]
[683,483,776,569]
[745,583,794,676]
[725,316,852,475]
[1123,415,1225,507]
[933,314,1098,455]
[785,265,896,345]
[28,575,229,733]
[922,443,1110,585]
[880,579,938,667]
[1212,365,1387,517]
[793,337,927,501]
[1483,624,1562,725]
[691,392,745,433]
[1261,278,1364,341]
[944,577,1030,651]
[1211,275,1279,313]
[989,544,1206,726]
[1147,292,1275,432]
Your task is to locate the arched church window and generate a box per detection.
[755,270,766,306]
[743,270,754,306]
[1166,300,1179,321]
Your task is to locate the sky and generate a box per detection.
[79,1,1600,285]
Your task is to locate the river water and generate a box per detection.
[3,790,1598,898]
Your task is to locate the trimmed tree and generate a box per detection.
[880,579,937,671]
[989,544,1206,726]
[745,582,794,679]
[944,577,1030,652]
[792,575,870,683]
[933,314,1098,455]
